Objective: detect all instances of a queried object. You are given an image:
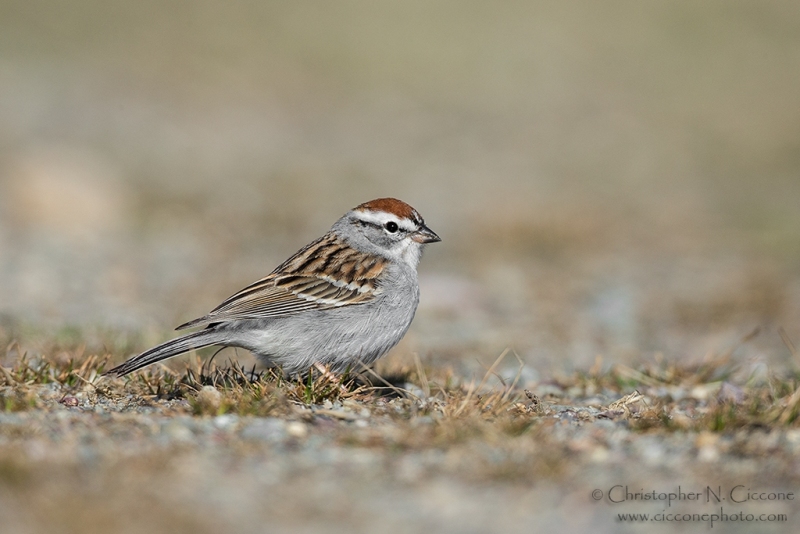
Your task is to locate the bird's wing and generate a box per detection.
[176,234,385,330]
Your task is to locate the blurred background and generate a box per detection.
[1,0,799,376]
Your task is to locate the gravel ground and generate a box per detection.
[2,357,800,533]
[2,2,800,532]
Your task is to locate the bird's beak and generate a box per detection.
[412,224,441,244]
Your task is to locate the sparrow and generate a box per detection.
[106,198,440,377]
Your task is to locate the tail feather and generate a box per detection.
[105,329,222,377]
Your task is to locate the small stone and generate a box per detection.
[213,414,238,429]
[163,420,194,442]
[403,384,426,401]
[698,446,719,462]
[590,446,610,463]
[60,395,79,407]
[286,421,308,439]
[785,429,800,445]
[690,383,720,401]
[196,386,222,413]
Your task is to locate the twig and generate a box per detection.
[413,353,431,398]
[476,348,510,393]
[357,361,421,402]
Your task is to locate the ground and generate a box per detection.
[2,2,800,533]
[1,344,800,533]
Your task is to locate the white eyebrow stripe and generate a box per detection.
[352,210,418,231]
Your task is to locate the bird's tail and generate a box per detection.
[104,329,222,377]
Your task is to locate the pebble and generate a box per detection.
[59,396,79,407]
[196,386,222,413]
[213,414,238,429]
[162,420,194,442]
[286,421,308,439]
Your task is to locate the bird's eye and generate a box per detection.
[385,221,399,233]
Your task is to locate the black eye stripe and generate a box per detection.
[356,219,382,230]
[353,216,417,233]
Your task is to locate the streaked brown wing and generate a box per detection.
[176,233,385,330]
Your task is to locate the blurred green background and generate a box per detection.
[1,0,799,374]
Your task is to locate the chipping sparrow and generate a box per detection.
[106,198,440,377]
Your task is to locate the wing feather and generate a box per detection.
[176,233,384,330]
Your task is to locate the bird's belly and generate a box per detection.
[227,298,417,374]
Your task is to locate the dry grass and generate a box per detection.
[3,339,800,533]
[3,337,800,434]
